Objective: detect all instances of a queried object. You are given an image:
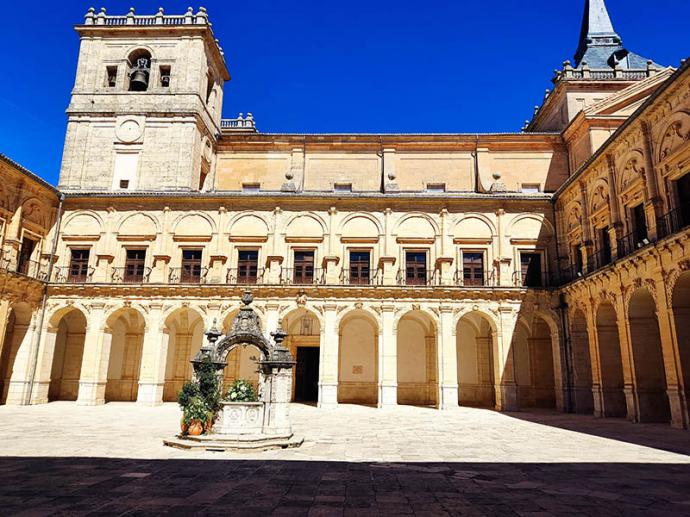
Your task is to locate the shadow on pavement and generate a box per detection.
[501,410,690,457]
[1,457,689,515]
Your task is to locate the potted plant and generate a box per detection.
[176,356,221,435]
[224,379,258,402]
[183,396,210,436]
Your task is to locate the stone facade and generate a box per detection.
[0,4,687,431]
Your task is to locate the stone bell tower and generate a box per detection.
[57,7,230,192]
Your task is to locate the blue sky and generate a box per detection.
[0,1,686,185]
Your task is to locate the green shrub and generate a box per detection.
[182,395,211,425]
[224,379,258,402]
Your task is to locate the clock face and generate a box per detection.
[116,119,143,143]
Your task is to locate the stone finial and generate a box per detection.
[84,7,96,24]
[96,7,107,25]
[126,7,135,25]
[155,7,164,24]
[196,7,209,24]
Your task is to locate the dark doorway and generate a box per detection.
[676,173,690,229]
[294,347,319,403]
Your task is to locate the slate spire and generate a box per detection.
[573,0,658,70]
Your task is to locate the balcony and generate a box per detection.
[397,269,437,286]
[226,267,265,285]
[14,259,48,281]
[280,267,325,286]
[168,266,209,285]
[657,207,690,241]
[53,265,95,283]
[111,266,152,284]
[340,268,380,286]
[453,269,496,288]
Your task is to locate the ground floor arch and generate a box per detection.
[0,303,33,404]
[163,308,205,401]
[672,272,690,406]
[338,309,378,405]
[48,308,87,402]
[456,312,495,408]
[628,288,670,423]
[595,302,627,418]
[397,310,438,407]
[570,309,593,414]
[104,309,145,402]
[284,308,321,403]
[513,316,556,409]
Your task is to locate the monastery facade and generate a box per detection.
[0,1,688,429]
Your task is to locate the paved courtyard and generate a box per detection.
[1,403,689,515]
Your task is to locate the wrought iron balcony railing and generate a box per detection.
[280,267,325,286]
[340,268,380,286]
[111,266,152,284]
[453,269,496,287]
[53,265,96,283]
[226,267,265,285]
[168,266,209,285]
[396,268,438,286]
[656,207,690,241]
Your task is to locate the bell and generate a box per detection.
[129,69,149,91]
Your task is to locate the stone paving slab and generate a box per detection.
[0,402,689,515]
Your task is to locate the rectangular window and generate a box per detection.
[237,249,259,284]
[159,66,171,87]
[349,250,371,285]
[242,183,260,192]
[521,183,541,194]
[18,237,37,275]
[68,249,90,282]
[520,252,543,287]
[106,66,118,88]
[462,252,485,286]
[181,249,203,283]
[599,228,612,266]
[676,173,690,228]
[334,183,353,193]
[631,204,648,247]
[124,249,146,283]
[293,250,315,284]
[405,251,428,286]
[573,244,583,275]
[119,179,130,189]
[426,183,446,193]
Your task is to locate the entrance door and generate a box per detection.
[295,347,319,402]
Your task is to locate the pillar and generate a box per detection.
[318,304,338,408]
[495,306,518,411]
[378,304,397,407]
[137,304,168,406]
[77,304,110,405]
[586,305,605,418]
[29,324,59,404]
[614,294,639,422]
[4,312,39,405]
[437,306,458,409]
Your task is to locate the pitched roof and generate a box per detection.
[573,0,659,69]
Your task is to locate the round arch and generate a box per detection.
[337,308,379,406]
[594,300,627,418]
[456,310,496,408]
[396,309,438,407]
[0,303,34,404]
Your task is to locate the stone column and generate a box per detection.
[378,304,397,407]
[613,293,639,422]
[4,312,39,405]
[437,305,458,409]
[586,305,605,418]
[653,278,689,429]
[77,305,111,406]
[137,304,169,406]
[264,366,294,435]
[318,304,338,408]
[495,306,518,411]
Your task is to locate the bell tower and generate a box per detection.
[57,7,230,192]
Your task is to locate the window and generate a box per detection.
[520,252,543,287]
[293,250,315,284]
[598,228,612,266]
[68,249,90,282]
[18,237,37,275]
[573,244,583,275]
[237,249,259,284]
[242,183,260,193]
[675,173,690,228]
[181,250,203,283]
[106,66,118,88]
[631,204,648,247]
[349,250,371,285]
[159,66,171,88]
[462,252,485,286]
[119,179,130,189]
[334,183,353,193]
[521,184,541,194]
[426,183,446,193]
[124,249,146,283]
[405,251,428,285]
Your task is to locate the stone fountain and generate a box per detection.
[164,292,302,451]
